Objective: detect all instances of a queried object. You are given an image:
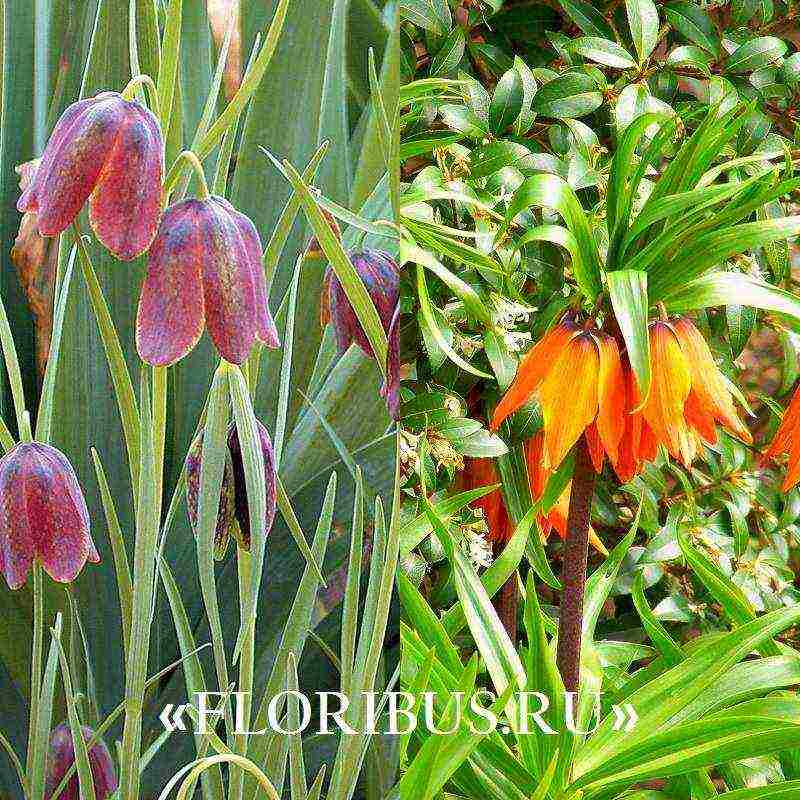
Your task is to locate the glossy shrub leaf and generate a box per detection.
[533,73,603,119]
[626,0,659,63]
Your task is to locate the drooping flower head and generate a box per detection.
[45,723,117,800]
[0,443,98,590]
[526,433,608,555]
[137,196,279,366]
[642,317,751,467]
[761,384,800,491]
[320,249,400,418]
[491,316,625,474]
[17,92,163,261]
[459,449,607,554]
[186,419,277,558]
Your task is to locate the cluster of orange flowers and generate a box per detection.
[491,314,751,476]
[463,313,761,546]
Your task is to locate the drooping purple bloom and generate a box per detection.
[136,196,279,366]
[185,420,277,556]
[45,723,117,800]
[321,249,400,418]
[185,434,236,560]
[0,443,98,590]
[17,92,163,261]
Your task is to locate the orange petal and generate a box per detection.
[782,446,800,492]
[545,483,608,555]
[684,390,717,444]
[642,321,692,463]
[672,317,751,443]
[491,320,578,430]
[462,458,512,543]
[763,385,800,464]
[585,423,605,473]
[526,432,551,501]
[595,333,626,464]
[613,364,645,483]
[539,333,600,469]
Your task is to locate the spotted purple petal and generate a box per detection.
[216,197,280,348]
[136,200,206,366]
[0,443,98,590]
[227,420,277,551]
[45,723,118,800]
[30,95,126,237]
[200,198,260,364]
[184,431,236,560]
[323,249,400,418]
[89,102,163,260]
[17,96,100,215]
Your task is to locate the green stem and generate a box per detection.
[170,150,211,201]
[153,366,167,516]
[120,73,160,117]
[26,563,44,788]
[229,550,255,800]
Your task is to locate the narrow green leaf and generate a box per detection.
[608,270,650,403]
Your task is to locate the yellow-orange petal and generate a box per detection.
[613,365,644,483]
[642,321,692,462]
[595,333,626,464]
[782,446,800,492]
[491,320,578,430]
[672,317,751,443]
[539,333,600,469]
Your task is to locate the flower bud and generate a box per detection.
[185,433,237,560]
[137,196,279,366]
[17,92,163,261]
[185,420,277,555]
[0,443,98,590]
[321,249,400,418]
[45,723,117,800]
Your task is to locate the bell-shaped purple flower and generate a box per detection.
[45,723,118,800]
[321,249,400,418]
[185,419,277,556]
[0,443,98,590]
[136,196,279,366]
[17,92,163,261]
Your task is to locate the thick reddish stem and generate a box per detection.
[494,571,518,644]
[556,435,596,692]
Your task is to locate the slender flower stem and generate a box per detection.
[229,549,255,800]
[120,73,160,118]
[152,366,167,515]
[171,150,211,200]
[556,435,596,692]
[25,562,44,788]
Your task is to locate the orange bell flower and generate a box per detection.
[491,319,626,474]
[461,458,513,544]
[762,384,800,491]
[526,433,608,555]
[642,318,751,467]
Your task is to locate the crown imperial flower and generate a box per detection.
[17,92,163,260]
[186,419,277,557]
[321,249,400,418]
[491,318,625,473]
[0,442,98,590]
[642,317,751,467]
[45,723,117,800]
[137,196,279,366]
